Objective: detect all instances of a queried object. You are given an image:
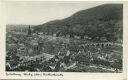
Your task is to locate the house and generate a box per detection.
[53,33,57,37]
[100,37,108,42]
[74,35,80,39]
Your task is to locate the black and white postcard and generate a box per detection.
[0,1,127,80]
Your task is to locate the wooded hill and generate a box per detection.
[33,4,123,42]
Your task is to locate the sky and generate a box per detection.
[5,1,119,25]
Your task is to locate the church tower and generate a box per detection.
[28,25,31,35]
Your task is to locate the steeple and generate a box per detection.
[28,25,31,35]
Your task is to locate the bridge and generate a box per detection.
[79,42,122,48]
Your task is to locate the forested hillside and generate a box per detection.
[33,4,123,42]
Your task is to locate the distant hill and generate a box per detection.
[6,24,36,32]
[33,4,123,42]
